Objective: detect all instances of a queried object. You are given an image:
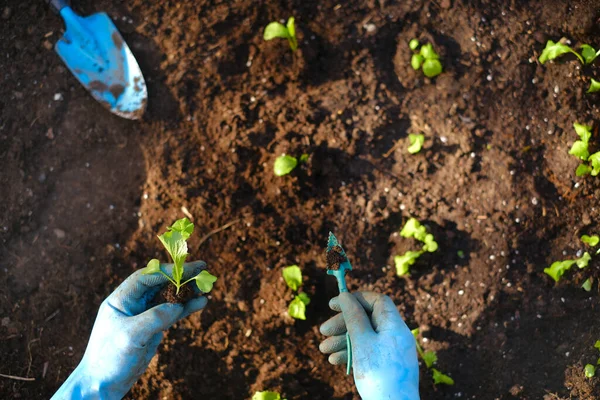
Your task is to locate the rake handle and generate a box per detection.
[46,0,71,13]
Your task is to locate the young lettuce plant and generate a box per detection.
[408,133,425,154]
[274,153,309,176]
[252,391,285,400]
[141,218,217,295]
[569,123,600,177]
[264,17,298,52]
[409,39,442,78]
[282,265,310,320]
[539,40,600,94]
[544,234,599,282]
[395,218,438,276]
[583,341,600,379]
[412,329,454,385]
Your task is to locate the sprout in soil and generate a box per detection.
[409,39,442,78]
[539,40,584,64]
[274,153,309,176]
[252,391,285,400]
[282,265,310,320]
[141,217,217,295]
[412,328,454,385]
[589,78,600,94]
[264,17,298,52]
[395,218,439,276]
[569,123,600,177]
[408,133,425,154]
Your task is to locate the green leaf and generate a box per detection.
[158,230,189,284]
[590,152,600,176]
[588,78,600,93]
[420,43,440,60]
[411,54,424,70]
[594,340,600,350]
[570,141,590,161]
[422,59,442,78]
[577,252,592,269]
[408,133,425,154]
[411,328,420,338]
[585,364,596,378]
[288,295,307,320]
[574,123,592,143]
[432,369,454,385]
[274,155,298,176]
[400,218,427,241]
[422,234,438,253]
[576,164,592,177]
[252,391,282,400]
[409,39,420,51]
[195,270,218,293]
[141,258,161,275]
[286,17,296,40]
[299,153,309,163]
[539,40,584,64]
[169,217,194,240]
[282,265,302,291]
[394,251,423,276]
[422,350,438,368]
[297,292,311,305]
[582,235,600,247]
[582,278,593,292]
[544,260,576,282]
[264,22,289,41]
[581,44,598,64]
[457,250,465,258]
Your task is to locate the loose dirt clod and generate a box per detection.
[326,245,347,271]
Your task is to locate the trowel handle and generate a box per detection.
[46,0,71,14]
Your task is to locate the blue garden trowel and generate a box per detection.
[47,0,147,119]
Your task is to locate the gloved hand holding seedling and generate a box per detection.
[141,218,218,303]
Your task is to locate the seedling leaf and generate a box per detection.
[590,152,600,176]
[282,265,302,291]
[288,295,307,320]
[544,260,576,282]
[588,78,600,94]
[432,369,454,385]
[408,133,425,154]
[577,252,592,269]
[264,22,289,41]
[299,153,309,163]
[422,234,438,253]
[252,391,282,400]
[286,17,298,51]
[409,39,420,51]
[422,59,442,78]
[411,54,424,70]
[582,278,593,292]
[158,230,189,284]
[394,250,423,276]
[574,123,592,143]
[582,235,600,247]
[539,40,584,64]
[400,218,427,241]
[297,292,311,305]
[577,164,592,177]
[581,45,598,64]
[570,141,590,161]
[169,217,194,240]
[142,258,161,275]
[594,340,600,350]
[423,351,437,368]
[420,43,440,60]
[274,155,298,176]
[195,270,218,293]
[585,364,596,378]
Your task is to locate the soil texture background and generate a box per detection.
[2,0,600,399]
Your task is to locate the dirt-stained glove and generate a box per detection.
[319,291,420,400]
[51,262,208,400]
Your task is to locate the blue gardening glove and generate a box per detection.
[319,291,420,400]
[52,261,209,400]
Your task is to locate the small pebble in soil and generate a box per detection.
[53,93,63,101]
[486,74,493,81]
[531,197,538,205]
[458,290,464,295]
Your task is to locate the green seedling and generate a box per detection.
[408,133,425,154]
[274,153,309,176]
[395,218,438,276]
[141,218,217,295]
[252,391,285,400]
[586,364,596,378]
[544,252,591,282]
[412,329,454,385]
[409,39,442,78]
[582,278,593,292]
[264,17,298,52]
[588,78,600,94]
[539,40,584,64]
[582,235,600,247]
[568,123,600,177]
[581,44,600,64]
[282,265,310,320]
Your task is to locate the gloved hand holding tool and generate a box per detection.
[51,262,208,399]
[321,233,420,400]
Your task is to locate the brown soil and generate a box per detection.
[2,0,600,399]
[159,284,196,305]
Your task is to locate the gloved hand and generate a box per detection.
[319,291,420,400]
[52,261,209,400]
